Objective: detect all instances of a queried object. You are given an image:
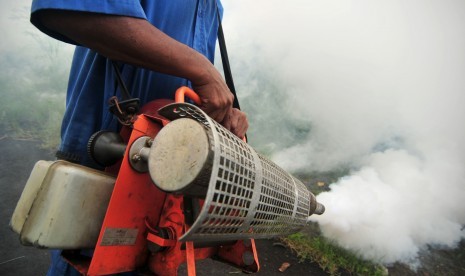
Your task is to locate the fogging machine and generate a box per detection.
[10,87,324,275]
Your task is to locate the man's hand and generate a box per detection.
[192,64,233,122]
[221,108,248,139]
[191,62,248,138]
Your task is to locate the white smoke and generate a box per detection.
[224,0,465,265]
[315,149,465,264]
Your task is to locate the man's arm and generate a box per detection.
[35,10,248,138]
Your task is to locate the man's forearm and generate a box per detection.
[37,10,213,86]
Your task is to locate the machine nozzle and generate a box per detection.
[313,203,325,215]
[308,193,325,216]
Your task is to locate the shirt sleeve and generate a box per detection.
[30,0,147,44]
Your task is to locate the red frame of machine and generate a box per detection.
[63,90,259,275]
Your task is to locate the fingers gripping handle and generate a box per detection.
[174,86,246,142]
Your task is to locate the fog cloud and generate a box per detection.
[224,0,465,265]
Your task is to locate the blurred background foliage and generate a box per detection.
[0,38,70,149]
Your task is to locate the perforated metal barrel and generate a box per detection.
[150,103,324,242]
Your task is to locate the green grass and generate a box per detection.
[282,231,387,276]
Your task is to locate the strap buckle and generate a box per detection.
[108,96,140,126]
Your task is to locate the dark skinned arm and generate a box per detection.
[35,10,248,138]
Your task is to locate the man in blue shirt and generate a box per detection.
[30,0,248,274]
[31,0,248,167]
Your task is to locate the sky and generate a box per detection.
[2,0,465,267]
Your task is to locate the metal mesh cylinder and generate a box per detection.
[151,103,323,242]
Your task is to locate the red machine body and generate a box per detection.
[64,90,259,275]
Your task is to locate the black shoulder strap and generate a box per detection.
[217,14,241,110]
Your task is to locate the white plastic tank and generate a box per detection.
[10,160,115,249]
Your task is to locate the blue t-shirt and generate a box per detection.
[31,0,223,167]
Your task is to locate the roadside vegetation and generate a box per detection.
[282,228,387,276]
[0,81,65,149]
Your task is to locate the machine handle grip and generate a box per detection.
[175,86,201,105]
[174,86,247,142]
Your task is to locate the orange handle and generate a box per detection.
[175,86,201,105]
